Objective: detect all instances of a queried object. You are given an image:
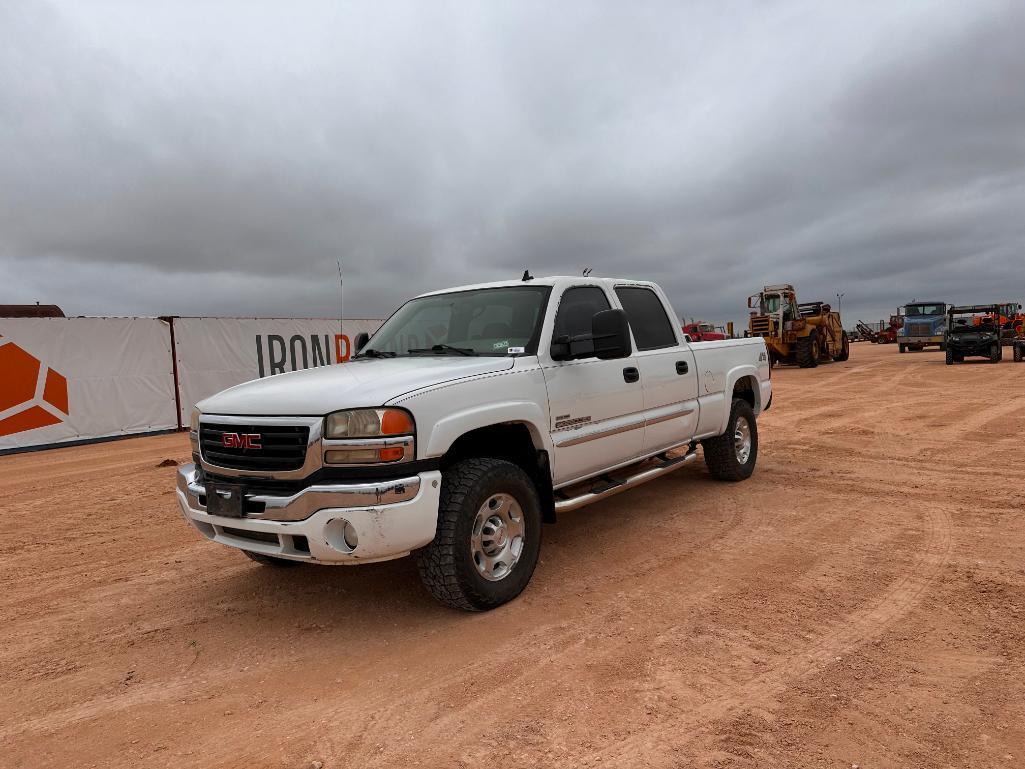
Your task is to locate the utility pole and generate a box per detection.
[836,292,845,315]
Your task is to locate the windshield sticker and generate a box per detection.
[493,340,510,349]
[507,346,525,354]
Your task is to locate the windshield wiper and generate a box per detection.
[407,344,478,356]
[355,349,398,359]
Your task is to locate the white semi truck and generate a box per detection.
[177,276,772,610]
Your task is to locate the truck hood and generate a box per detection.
[197,356,516,416]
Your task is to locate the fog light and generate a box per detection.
[325,517,359,553]
[343,520,359,550]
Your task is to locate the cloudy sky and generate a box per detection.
[2,0,1023,327]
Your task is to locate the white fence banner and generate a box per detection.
[0,318,178,451]
[173,318,382,423]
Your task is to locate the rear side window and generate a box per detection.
[615,287,677,350]
[553,286,611,339]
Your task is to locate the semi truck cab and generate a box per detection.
[898,301,947,352]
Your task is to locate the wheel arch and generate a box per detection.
[433,415,556,524]
[718,367,761,435]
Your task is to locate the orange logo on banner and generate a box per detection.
[0,335,70,437]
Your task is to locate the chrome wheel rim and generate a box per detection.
[734,416,752,465]
[470,493,525,582]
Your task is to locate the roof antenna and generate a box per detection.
[582,267,592,277]
[521,269,533,282]
[337,261,344,342]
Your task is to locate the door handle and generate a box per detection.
[676,360,689,375]
[623,367,640,383]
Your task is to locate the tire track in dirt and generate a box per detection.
[0,476,750,746]
[587,504,953,768]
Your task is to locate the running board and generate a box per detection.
[553,450,698,514]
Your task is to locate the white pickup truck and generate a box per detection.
[177,276,771,610]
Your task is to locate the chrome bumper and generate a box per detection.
[175,463,442,564]
[176,464,421,522]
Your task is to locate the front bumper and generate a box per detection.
[898,335,944,345]
[175,464,442,564]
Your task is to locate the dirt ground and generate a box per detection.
[2,343,1023,769]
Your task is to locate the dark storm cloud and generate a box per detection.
[1,0,1023,326]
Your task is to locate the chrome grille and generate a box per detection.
[200,422,309,471]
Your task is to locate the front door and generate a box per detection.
[542,286,644,486]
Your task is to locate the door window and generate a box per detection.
[615,287,677,350]
[553,287,611,340]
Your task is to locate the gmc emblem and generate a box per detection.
[221,432,262,450]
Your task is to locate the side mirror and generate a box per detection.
[747,295,759,309]
[683,333,693,343]
[353,331,370,353]
[592,308,632,360]
[550,333,595,361]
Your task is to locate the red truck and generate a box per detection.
[682,321,728,342]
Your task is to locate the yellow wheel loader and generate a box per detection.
[747,284,848,368]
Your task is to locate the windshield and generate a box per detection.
[906,304,944,316]
[950,316,994,332]
[360,285,552,357]
[762,294,781,313]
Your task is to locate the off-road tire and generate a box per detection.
[702,399,758,482]
[1014,343,1023,363]
[796,331,819,368]
[833,331,850,362]
[243,550,303,567]
[945,348,955,365]
[418,458,542,611]
[989,344,1002,363]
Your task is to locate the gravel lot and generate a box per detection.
[2,342,1023,768]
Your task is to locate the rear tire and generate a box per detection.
[418,458,542,611]
[796,331,819,368]
[702,399,758,482]
[1014,343,1023,363]
[945,348,954,365]
[243,550,303,567]
[833,331,850,362]
[990,344,1002,363]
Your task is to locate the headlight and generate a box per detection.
[325,408,414,438]
[323,408,415,465]
[189,408,201,453]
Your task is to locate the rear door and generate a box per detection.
[614,285,699,454]
[542,285,644,486]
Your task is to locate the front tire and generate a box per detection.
[990,344,1002,363]
[796,331,819,368]
[899,344,907,353]
[702,399,758,482]
[1014,343,1023,363]
[418,458,542,611]
[945,348,954,365]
